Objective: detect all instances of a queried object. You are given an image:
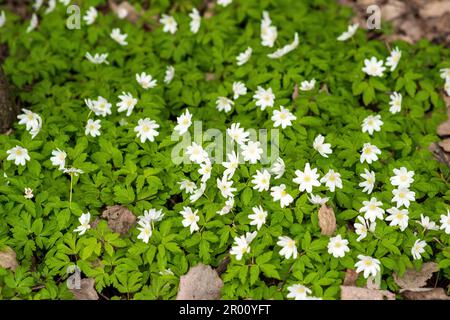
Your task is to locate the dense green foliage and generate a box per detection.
[0,0,449,300]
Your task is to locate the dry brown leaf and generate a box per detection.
[382,34,415,45]
[356,0,374,6]
[393,262,439,290]
[205,73,216,82]
[399,19,424,43]
[69,278,99,300]
[203,2,216,19]
[438,121,450,137]
[401,288,450,300]
[318,204,336,236]
[343,269,358,286]
[419,1,450,18]
[109,1,139,23]
[176,263,223,300]
[381,1,407,21]
[101,205,136,235]
[0,246,18,271]
[439,138,450,152]
[341,286,395,300]
[429,142,450,167]
[292,83,299,100]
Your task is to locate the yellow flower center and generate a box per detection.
[296,287,305,294]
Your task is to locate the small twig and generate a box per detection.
[31,284,46,291]
[434,271,440,288]
[98,291,110,300]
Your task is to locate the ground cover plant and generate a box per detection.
[0,0,449,300]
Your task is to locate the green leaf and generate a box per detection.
[241,187,253,206]
[362,85,375,105]
[301,231,311,250]
[239,265,248,284]
[256,251,272,265]
[260,264,280,279]
[113,185,135,204]
[249,265,260,285]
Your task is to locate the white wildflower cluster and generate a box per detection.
[260,11,277,48]
[4,2,450,302]
[362,47,401,78]
[17,109,42,139]
[137,209,165,243]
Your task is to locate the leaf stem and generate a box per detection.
[69,174,73,208]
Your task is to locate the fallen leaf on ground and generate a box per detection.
[292,83,299,100]
[437,95,450,137]
[399,19,424,43]
[439,138,450,152]
[401,288,450,300]
[0,246,18,271]
[318,204,336,236]
[437,121,450,137]
[109,1,139,23]
[69,278,99,300]
[356,0,373,6]
[419,1,450,18]
[381,1,406,21]
[393,262,438,290]
[176,263,223,300]
[203,2,216,19]
[340,286,395,300]
[101,205,136,235]
[205,73,216,81]
[429,142,450,167]
[343,269,358,286]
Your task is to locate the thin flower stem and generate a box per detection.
[69,174,73,208]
